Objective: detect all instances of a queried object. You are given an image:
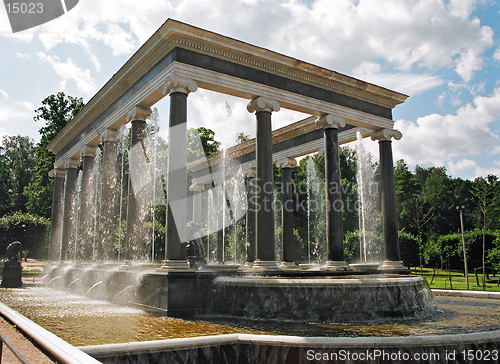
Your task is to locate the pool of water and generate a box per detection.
[1,287,499,346]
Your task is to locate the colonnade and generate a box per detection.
[48,75,405,271]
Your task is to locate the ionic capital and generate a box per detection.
[276,157,297,168]
[247,97,280,113]
[242,167,256,178]
[162,73,198,95]
[371,129,403,142]
[126,106,152,122]
[100,128,118,142]
[315,114,346,129]
[65,158,81,169]
[48,168,66,178]
[80,145,97,158]
[189,183,206,192]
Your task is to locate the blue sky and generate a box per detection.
[0,0,499,180]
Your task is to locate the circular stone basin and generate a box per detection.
[212,276,433,322]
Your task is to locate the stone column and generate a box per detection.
[276,158,297,269]
[247,97,280,271]
[316,115,350,271]
[78,145,97,261]
[160,74,197,271]
[100,128,118,261]
[48,168,66,261]
[371,129,407,271]
[243,168,256,267]
[60,158,80,260]
[125,106,151,262]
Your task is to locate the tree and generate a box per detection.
[24,93,84,218]
[472,175,499,289]
[187,127,221,162]
[235,132,250,144]
[0,135,36,215]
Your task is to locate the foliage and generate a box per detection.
[399,231,420,268]
[0,135,36,215]
[235,132,250,144]
[0,212,50,259]
[24,92,85,218]
[187,127,221,162]
[343,230,360,262]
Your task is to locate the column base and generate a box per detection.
[157,260,195,272]
[298,263,320,270]
[239,261,254,272]
[279,261,297,270]
[252,260,280,273]
[349,263,380,272]
[378,260,409,271]
[319,261,352,271]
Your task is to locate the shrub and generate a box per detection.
[0,212,50,259]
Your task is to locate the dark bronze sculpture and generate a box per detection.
[1,241,23,288]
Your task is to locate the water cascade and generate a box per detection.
[305,157,325,263]
[355,131,382,265]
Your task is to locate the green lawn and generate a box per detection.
[409,267,500,292]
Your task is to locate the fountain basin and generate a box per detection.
[211,276,433,322]
[44,264,432,322]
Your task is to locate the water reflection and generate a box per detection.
[1,288,500,347]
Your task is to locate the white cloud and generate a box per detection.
[15,52,30,59]
[0,90,8,100]
[0,101,41,141]
[494,47,500,61]
[4,0,492,85]
[393,87,500,168]
[187,89,308,150]
[448,158,500,179]
[37,52,97,94]
[352,61,444,95]
[89,54,101,72]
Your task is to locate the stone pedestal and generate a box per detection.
[320,260,350,271]
[1,261,22,288]
[251,260,280,273]
[158,260,195,272]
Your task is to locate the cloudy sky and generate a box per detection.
[1,0,499,180]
